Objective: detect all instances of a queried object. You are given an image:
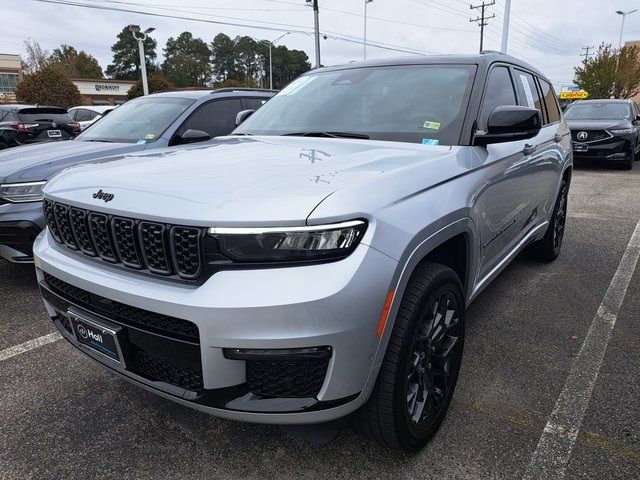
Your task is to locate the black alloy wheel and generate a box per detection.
[405,289,462,430]
[356,262,465,452]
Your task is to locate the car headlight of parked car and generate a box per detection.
[608,128,636,135]
[0,181,46,203]
[207,220,367,263]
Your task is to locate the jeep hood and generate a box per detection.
[44,136,457,226]
[0,140,147,184]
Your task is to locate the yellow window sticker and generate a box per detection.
[145,133,156,140]
[423,120,441,130]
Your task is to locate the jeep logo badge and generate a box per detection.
[92,189,114,202]
[577,131,588,141]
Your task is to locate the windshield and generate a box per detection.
[564,102,631,120]
[77,97,194,143]
[235,64,477,145]
[18,108,71,123]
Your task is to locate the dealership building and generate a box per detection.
[0,54,22,99]
[70,78,136,105]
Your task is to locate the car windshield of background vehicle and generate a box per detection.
[76,97,194,144]
[235,64,477,145]
[564,102,631,120]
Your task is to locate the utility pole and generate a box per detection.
[581,45,594,64]
[500,0,511,53]
[470,1,495,54]
[307,0,321,68]
[364,0,373,60]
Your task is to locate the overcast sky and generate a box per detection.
[2,0,640,89]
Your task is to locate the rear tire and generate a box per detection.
[355,262,465,452]
[525,180,567,261]
[0,141,7,150]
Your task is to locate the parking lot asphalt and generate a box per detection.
[1,163,640,480]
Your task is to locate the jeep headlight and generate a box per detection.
[207,220,367,263]
[0,181,46,203]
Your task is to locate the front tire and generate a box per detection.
[355,262,465,452]
[525,180,567,261]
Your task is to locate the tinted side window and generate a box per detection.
[245,97,268,111]
[539,79,561,124]
[515,71,544,117]
[76,109,92,122]
[479,66,517,129]
[178,99,243,138]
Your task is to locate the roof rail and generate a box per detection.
[211,87,279,94]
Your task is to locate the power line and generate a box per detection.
[470,1,495,53]
[27,0,433,57]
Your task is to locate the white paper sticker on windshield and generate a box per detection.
[280,76,314,96]
[519,74,535,108]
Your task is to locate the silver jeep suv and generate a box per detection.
[34,53,572,452]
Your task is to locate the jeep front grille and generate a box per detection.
[43,199,204,280]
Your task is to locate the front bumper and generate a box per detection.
[572,134,635,161]
[34,229,398,424]
[0,200,45,262]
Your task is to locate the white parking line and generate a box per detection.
[522,219,640,480]
[0,332,61,362]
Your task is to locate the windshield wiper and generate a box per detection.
[282,131,370,140]
[83,139,116,143]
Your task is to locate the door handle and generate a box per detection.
[523,144,537,155]
[554,134,563,143]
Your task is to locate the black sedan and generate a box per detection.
[564,99,640,170]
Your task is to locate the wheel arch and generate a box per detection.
[370,217,477,372]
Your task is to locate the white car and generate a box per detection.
[67,105,117,131]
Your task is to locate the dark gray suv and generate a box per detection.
[0,88,274,262]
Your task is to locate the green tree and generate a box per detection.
[49,44,103,79]
[15,67,82,108]
[265,46,311,89]
[210,33,238,83]
[106,26,157,80]
[127,72,174,99]
[162,32,212,87]
[574,42,640,99]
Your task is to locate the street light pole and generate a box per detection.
[500,0,511,53]
[364,0,373,60]
[129,25,155,96]
[616,9,637,51]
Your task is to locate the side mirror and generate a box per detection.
[473,105,542,146]
[635,114,640,122]
[235,109,255,126]
[178,129,210,144]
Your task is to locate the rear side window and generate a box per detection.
[539,80,561,124]
[244,97,268,111]
[17,108,72,123]
[479,66,517,130]
[515,71,543,115]
[178,98,243,138]
[75,109,92,122]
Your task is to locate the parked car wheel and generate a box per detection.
[624,154,634,170]
[0,141,7,150]
[526,180,568,261]
[356,262,465,452]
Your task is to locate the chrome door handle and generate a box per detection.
[523,144,537,155]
